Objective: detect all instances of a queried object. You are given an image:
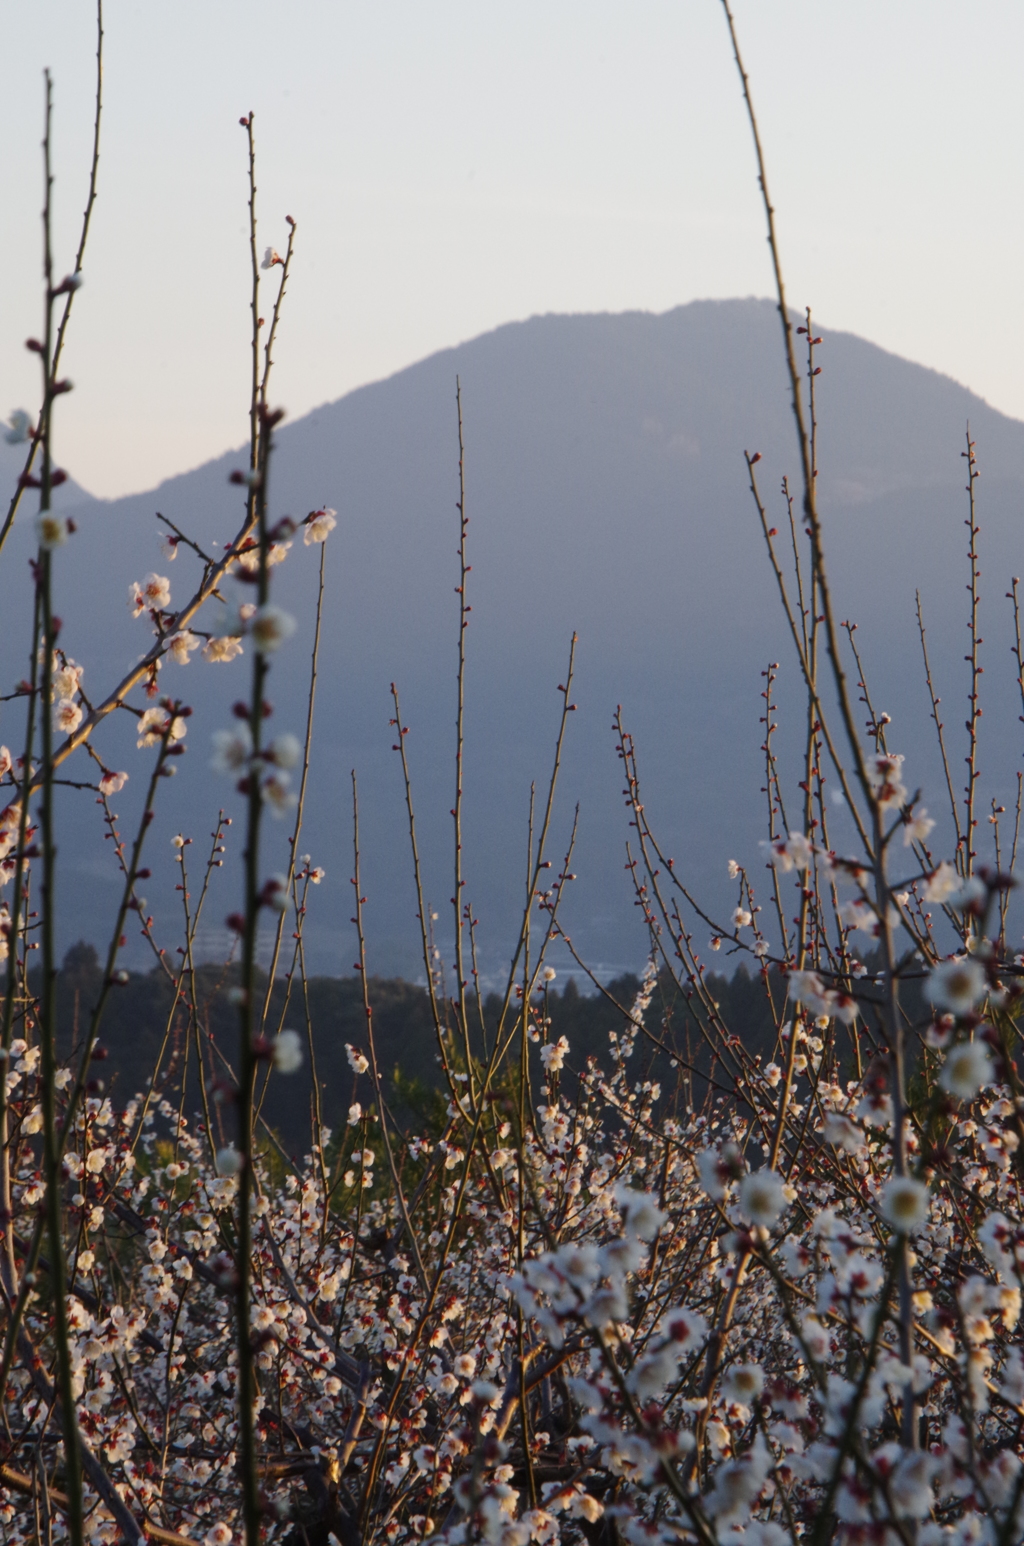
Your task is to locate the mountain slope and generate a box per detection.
[3,298,1023,979]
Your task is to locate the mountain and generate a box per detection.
[3,298,1024,983]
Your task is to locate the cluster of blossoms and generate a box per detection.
[50,651,86,737]
[1,896,1023,1546]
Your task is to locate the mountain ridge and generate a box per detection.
[3,297,1023,980]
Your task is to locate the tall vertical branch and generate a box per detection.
[244,114,261,482]
[917,590,962,857]
[718,0,872,817]
[452,381,473,1086]
[0,1,103,558]
[963,429,982,879]
[234,412,272,1546]
[260,535,322,1029]
[36,72,85,1546]
[719,0,918,1447]
[0,588,41,1301]
[235,112,269,1546]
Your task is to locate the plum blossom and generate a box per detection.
[866,752,907,811]
[615,1188,666,1240]
[53,659,83,699]
[881,1176,930,1234]
[738,1167,788,1227]
[137,706,187,749]
[884,1447,938,1519]
[761,831,814,872]
[54,699,82,734]
[261,874,290,911]
[926,956,987,1015]
[130,573,171,616]
[262,771,297,815]
[840,898,877,936]
[786,972,856,1025]
[167,630,200,664]
[97,769,127,796]
[939,1039,994,1099]
[5,409,32,444]
[203,635,244,663]
[788,968,830,1016]
[904,805,935,845]
[540,1036,569,1073]
[234,540,291,574]
[35,512,68,548]
[697,1143,742,1201]
[273,1029,303,1074]
[304,507,337,544]
[346,1043,369,1074]
[823,1113,864,1153]
[722,1363,765,1407]
[211,726,253,773]
[265,733,301,769]
[249,604,296,654]
[924,860,959,902]
[706,1435,773,1524]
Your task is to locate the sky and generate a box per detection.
[2,1,1024,500]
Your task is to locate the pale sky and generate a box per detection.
[3,1,1024,500]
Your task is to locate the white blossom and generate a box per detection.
[926,957,987,1016]
[615,1188,666,1240]
[137,707,187,749]
[266,732,301,769]
[211,726,253,773]
[5,409,32,444]
[304,507,337,544]
[35,512,68,549]
[262,771,297,815]
[540,1036,569,1073]
[130,573,171,616]
[273,1029,303,1074]
[939,1039,994,1099]
[167,630,200,665]
[54,699,82,734]
[904,806,935,845]
[249,604,297,654]
[739,1167,788,1227]
[203,635,244,664]
[881,1176,930,1234]
[923,860,959,903]
[722,1362,764,1407]
[866,752,907,811]
[823,1113,864,1153]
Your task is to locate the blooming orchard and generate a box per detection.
[3,897,1024,1546]
[3,28,1024,1546]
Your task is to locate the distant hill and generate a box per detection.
[3,298,1024,983]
